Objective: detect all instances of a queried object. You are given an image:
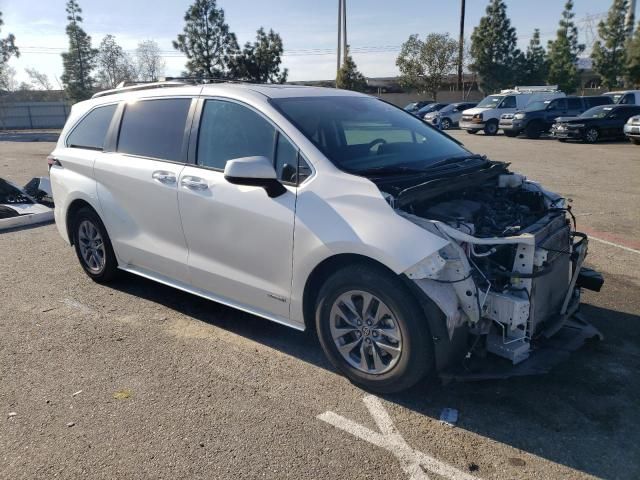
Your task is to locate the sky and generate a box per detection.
[2,0,638,87]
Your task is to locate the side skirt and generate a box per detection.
[119,265,305,332]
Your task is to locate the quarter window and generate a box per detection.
[117,98,191,161]
[66,104,117,151]
[275,133,299,183]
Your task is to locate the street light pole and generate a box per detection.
[343,0,348,62]
[337,0,343,78]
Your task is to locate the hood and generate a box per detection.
[554,116,585,123]
[423,111,439,118]
[461,107,487,115]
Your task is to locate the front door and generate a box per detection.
[178,99,299,320]
[94,97,194,283]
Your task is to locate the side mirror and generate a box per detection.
[224,156,287,198]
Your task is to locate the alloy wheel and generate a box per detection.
[329,290,403,375]
[77,220,106,273]
[585,128,599,143]
[441,118,451,130]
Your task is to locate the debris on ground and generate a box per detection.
[113,389,132,400]
[0,177,54,230]
[72,390,83,397]
[7,412,17,418]
[66,422,75,428]
[439,408,459,426]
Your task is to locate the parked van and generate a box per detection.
[604,90,640,105]
[500,95,613,139]
[460,86,565,135]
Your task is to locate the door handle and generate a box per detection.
[181,176,209,191]
[152,170,177,185]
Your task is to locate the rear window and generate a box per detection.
[66,104,117,151]
[117,98,191,161]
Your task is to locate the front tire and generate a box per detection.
[524,121,543,139]
[72,207,119,283]
[483,120,498,136]
[466,129,478,135]
[315,264,434,393]
[440,118,452,130]
[584,127,599,144]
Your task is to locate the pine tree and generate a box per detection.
[229,28,288,83]
[520,29,548,85]
[470,0,521,93]
[173,0,239,78]
[61,0,97,102]
[547,0,585,93]
[627,22,640,86]
[591,0,629,89]
[336,49,367,92]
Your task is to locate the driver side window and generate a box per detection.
[501,96,517,108]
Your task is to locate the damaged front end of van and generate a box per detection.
[377,159,604,380]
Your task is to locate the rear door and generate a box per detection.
[94,96,195,283]
[177,98,300,320]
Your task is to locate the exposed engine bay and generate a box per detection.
[375,161,603,372]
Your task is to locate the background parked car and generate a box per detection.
[423,102,477,130]
[604,90,640,105]
[551,105,640,143]
[624,115,640,145]
[459,86,564,136]
[414,102,449,118]
[500,96,612,139]
[403,100,434,114]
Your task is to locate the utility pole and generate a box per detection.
[343,0,348,63]
[457,0,466,99]
[337,0,343,79]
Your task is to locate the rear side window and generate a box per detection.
[66,104,117,151]
[118,98,191,161]
[567,98,582,110]
[585,97,612,108]
[620,94,635,105]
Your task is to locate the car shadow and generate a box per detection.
[105,271,639,479]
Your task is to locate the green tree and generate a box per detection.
[173,0,239,78]
[519,29,548,85]
[230,28,288,83]
[591,0,629,89]
[470,0,521,93]
[627,22,640,86]
[96,35,135,89]
[396,33,458,100]
[0,11,19,63]
[61,0,97,102]
[547,0,584,93]
[336,48,367,91]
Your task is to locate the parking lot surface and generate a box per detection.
[1,132,639,479]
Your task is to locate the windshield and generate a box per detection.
[580,106,613,119]
[525,100,550,112]
[417,103,446,115]
[271,96,471,174]
[476,95,504,108]
[404,103,418,111]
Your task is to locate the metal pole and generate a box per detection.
[457,0,466,99]
[337,0,342,78]
[343,0,348,62]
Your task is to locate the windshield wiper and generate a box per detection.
[427,154,487,169]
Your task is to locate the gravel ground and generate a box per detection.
[1,132,639,480]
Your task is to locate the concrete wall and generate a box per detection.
[378,90,485,107]
[0,102,70,129]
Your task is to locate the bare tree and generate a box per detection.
[135,40,165,81]
[25,67,53,90]
[96,34,135,89]
[0,63,17,91]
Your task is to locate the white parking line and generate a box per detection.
[318,395,480,480]
[589,236,640,255]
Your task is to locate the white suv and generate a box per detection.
[50,82,602,392]
[460,87,565,135]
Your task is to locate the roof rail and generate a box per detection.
[499,85,560,94]
[91,80,188,99]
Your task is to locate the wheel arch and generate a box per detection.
[65,198,99,246]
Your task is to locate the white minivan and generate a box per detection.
[460,86,565,135]
[49,82,602,392]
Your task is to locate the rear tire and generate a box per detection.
[440,118,452,130]
[315,264,434,393]
[72,207,119,283]
[483,120,498,136]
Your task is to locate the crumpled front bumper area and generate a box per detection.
[440,313,603,382]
